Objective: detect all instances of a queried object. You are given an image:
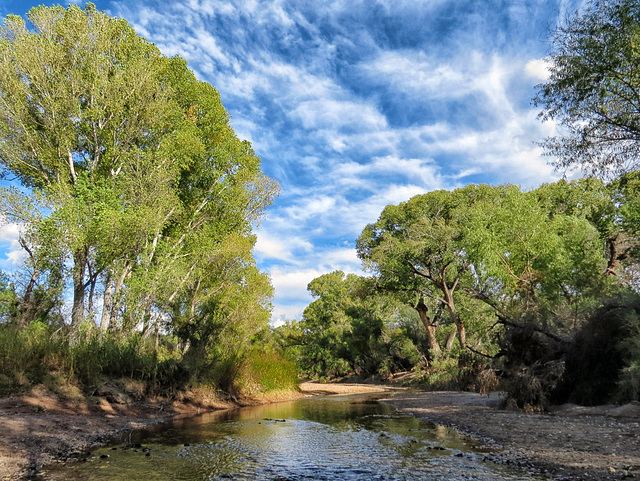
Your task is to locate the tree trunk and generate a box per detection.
[71,247,88,326]
[415,298,441,354]
[109,262,131,331]
[445,328,457,350]
[16,238,37,325]
[605,232,632,277]
[87,263,97,322]
[441,280,467,349]
[100,273,113,332]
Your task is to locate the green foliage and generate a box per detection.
[0,321,63,392]
[0,272,17,321]
[0,3,277,338]
[535,0,640,177]
[291,271,431,380]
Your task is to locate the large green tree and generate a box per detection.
[357,187,500,352]
[463,184,608,331]
[0,4,277,349]
[0,4,176,324]
[357,183,612,357]
[296,271,423,379]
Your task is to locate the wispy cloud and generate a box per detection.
[5,0,583,322]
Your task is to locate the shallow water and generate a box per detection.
[39,394,543,480]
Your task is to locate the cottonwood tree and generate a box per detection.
[357,189,476,352]
[0,5,178,324]
[0,4,277,345]
[535,0,640,178]
[357,183,611,355]
[462,184,607,332]
[298,271,417,378]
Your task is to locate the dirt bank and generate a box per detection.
[379,391,640,481]
[0,382,396,480]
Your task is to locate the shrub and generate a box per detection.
[497,319,567,411]
[554,299,640,405]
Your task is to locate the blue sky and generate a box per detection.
[0,0,586,324]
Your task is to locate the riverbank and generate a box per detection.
[0,382,398,480]
[2,383,639,480]
[379,391,640,481]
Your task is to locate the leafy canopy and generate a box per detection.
[535,0,640,178]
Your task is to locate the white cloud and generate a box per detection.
[525,58,550,81]
[270,303,307,326]
[268,267,323,312]
[186,0,237,16]
[189,29,230,67]
[293,99,387,131]
[360,50,474,100]
[281,194,338,223]
[0,221,24,267]
[254,230,313,263]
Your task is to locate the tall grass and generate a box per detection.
[237,349,299,395]
[0,321,186,395]
[0,321,301,399]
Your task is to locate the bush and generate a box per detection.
[0,321,67,390]
[616,307,640,402]
[456,352,500,394]
[497,318,567,411]
[617,361,640,401]
[416,356,462,390]
[554,299,640,405]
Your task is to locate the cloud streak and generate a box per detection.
[5,0,583,323]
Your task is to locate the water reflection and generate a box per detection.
[39,395,543,481]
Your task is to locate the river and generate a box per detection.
[38,394,544,480]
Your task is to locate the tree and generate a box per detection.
[0,4,177,325]
[0,4,277,341]
[299,271,357,378]
[297,271,423,379]
[358,183,612,357]
[535,0,640,178]
[463,184,608,331]
[357,189,477,352]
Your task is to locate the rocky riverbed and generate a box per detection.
[379,391,640,481]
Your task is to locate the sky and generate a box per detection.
[0,0,587,325]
